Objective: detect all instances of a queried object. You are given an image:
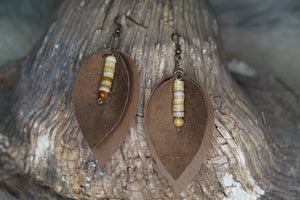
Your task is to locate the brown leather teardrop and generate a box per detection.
[74,49,140,166]
[144,75,214,193]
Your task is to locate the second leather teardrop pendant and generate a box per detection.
[144,75,213,193]
[144,33,214,193]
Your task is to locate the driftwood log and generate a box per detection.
[0,0,299,199]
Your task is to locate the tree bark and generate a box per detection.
[0,0,299,199]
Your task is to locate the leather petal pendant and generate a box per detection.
[73,49,140,166]
[144,75,214,193]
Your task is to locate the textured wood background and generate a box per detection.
[0,0,299,199]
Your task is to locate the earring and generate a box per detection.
[144,33,214,193]
[73,16,140,166]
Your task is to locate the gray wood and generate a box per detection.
[0,0,299,199]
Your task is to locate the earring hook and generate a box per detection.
[171,33,181,44]
[111,15,122,49]
[114,15,122,31]
[171,33,183,76]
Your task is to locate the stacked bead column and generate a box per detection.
[173,78,184,131]
[98,55,116,104]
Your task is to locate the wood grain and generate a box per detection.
[0,0,299,199]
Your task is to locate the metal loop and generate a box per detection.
[98,98,103,104]
[174,69,184,79]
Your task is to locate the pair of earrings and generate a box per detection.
[73,17,214,193]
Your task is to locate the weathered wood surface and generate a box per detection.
[0,169,72,200]
[0,0,299,199]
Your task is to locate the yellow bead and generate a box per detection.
[174,79,184,87]
[174,117,184,127]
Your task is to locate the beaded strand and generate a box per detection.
[98,55,116,104]
[173,78,184,130]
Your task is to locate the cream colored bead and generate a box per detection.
[98,55,116,103]
[173,78,184,127]
[173,98,184,105]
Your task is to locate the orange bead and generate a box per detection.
[102,76,113,83]
[98,90,108,100]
